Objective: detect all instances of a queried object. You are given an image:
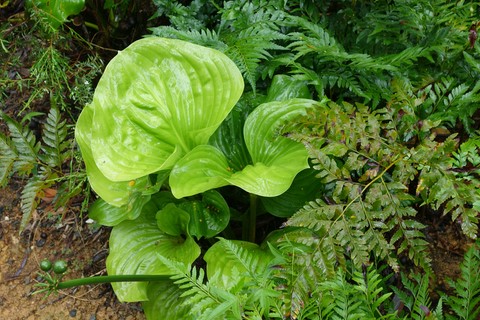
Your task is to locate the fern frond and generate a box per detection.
[451,136,480,170]
[325,73,366,98]
[318,269,365,320]
[158,255,240,319]
[352,265,393,319]
[444,243,480,320]
[224,25,286,93]
[40,105,69,167]
[415,136,480,239]
[0,112,40,176]
[218,238,264,281]
[272,230,337,318]
[150,26,227,52]
[393,272,434,320]
[20,168,50,232]
[389,215,431,272]
[143,279,196,320]
[380,46,433,67]
[0,132,17,186]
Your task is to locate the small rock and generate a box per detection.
[69,309,77,317]
[36,238,46,247]
[92,250,107,263]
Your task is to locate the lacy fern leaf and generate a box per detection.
[0,112,40,176]
[444,243,480,320]
[0,132,17,186]
[40,105,69,167]
[271,230,337,318]
[318,269,365,320]
[393,272,439,320]
[158,255,241,320]
[352,265,393,319]
[20,168,50,232]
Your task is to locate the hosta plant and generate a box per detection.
[74,36,317,305]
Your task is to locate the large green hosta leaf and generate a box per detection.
[170,99,318,198]
[265,74,312,102]
[208,100,253,172]
[26,0,85,29]
[75,104,153,207]
[106,200,200,302]
[75,37,244,197]
[86,171,169,226]
[261,168,324,217]
[88,196,151,227]
[156,190,230,239]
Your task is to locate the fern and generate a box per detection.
[1,111,40,176]
[40,104,69,167]
[271,230,338,318]
[0,107,77,231]
[313,265,398,320]
[416,78,480,134]
[282,99,480,274]
[150,27,227,52]
[216,239,280,316]
[151,0,214,31]
[413,136,480,238]
[392,272,439,320]
[352,265,393,319]
[224,25,285,92]
[219,238,269,283]
[143,279,196,320]
[320,269,365,320]
[158,255,241,319]
[451,135,480,172]
[0,131,17,186]
[20,167,50,232]
[444,242,480,320]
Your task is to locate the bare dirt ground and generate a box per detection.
[0,180,145,320]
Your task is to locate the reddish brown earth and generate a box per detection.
[0,180,145,320]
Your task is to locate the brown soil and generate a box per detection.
[0,180,145,320]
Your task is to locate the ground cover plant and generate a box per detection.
[1,0,480,319]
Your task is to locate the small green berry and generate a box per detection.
[40,259,52,272]
[53,260,68,274]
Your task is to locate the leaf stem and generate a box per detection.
[56,274,170,289]
[247,193,258,243]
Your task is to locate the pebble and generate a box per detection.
[36,238,46,247]
[69,309,77,317]
[92,250,107,263]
